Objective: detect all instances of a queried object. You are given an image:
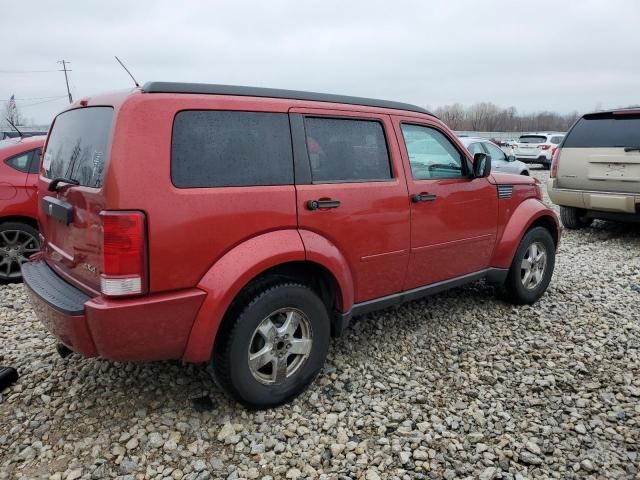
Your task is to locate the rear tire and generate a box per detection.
[0,222,40,283]
[560,206,592,230]
[212,282,331,409]
[504,227,555,305]
[520,171,529,176]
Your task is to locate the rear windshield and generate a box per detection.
[519,135,547,143]
[43,107,113,188]
[563,114,640,148]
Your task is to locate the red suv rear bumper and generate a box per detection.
[22,261,206,361]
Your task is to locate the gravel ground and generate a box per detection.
[1,169,639,480]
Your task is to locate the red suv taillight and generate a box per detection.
[100,211,147,297]
[550,148,561,178]
[538,144,551,150]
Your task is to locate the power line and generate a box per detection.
[6,95,66,101]
[57,60,73,104]
[0,69,58,74]
[10,97,68,108]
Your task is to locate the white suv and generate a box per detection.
[514,133,564,169]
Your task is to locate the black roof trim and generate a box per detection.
[141,82,433,116]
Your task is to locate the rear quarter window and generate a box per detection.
[5,150,34,173]
[563,114,640,148]
[43,107,113,188]
[171,111,293,188]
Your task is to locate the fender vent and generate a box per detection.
[497,185,513,199]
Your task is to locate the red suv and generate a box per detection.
[0,135,44,281]
[23,83,560,408]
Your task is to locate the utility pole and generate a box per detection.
[58,60,73,104]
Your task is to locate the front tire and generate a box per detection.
[0,222,40,282]
[560,206,592,230]
[504,227,555,305]
[212,282,331,408]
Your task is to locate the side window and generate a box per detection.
[484,142,507,161]
[549,136,563,145]
[303,117,392,183]
[29,148,42,173]
[467,142,485,155]
[5,151,33,173]
[401,124,465,180]
[171,111,293,188]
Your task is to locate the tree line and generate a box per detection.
[434,102,581,132]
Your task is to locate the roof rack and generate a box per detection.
[141,82,433,116]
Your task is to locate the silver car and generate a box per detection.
[458,137,530,176]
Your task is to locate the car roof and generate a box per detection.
[582,107,640,118]
[458,136,492,145]
[142,81,434,116]
[0,135,46,150]
[520,132,564,136]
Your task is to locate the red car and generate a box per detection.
[23,83,560,407]
[0,135,44,281]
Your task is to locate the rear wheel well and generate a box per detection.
[217,261,343,347]
[527,215,559,246]
[0,216,38,231]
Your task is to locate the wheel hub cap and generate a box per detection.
[520,241,547,290]
[248,307,313,385]
[0,230,39,279]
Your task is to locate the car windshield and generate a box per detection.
[519,135,547,144]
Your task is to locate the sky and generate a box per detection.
[2,0,639,126]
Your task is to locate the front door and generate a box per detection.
[392,117,498,290]
[291,109,410,303]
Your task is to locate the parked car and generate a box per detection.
[0,135,44,281]
[548,108,640,228]
[459,136,530,175]
[514,133,564,169]
[23,82,560,408]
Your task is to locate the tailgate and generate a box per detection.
[557,113,640,194]
[40,106,113,293]
[557,147,640,192]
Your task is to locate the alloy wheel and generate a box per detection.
[520,241,547,290]
[248,308,313,385]
[0,230,39,279]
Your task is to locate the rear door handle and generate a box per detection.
[411,193,437,203]
[307,199,341,210]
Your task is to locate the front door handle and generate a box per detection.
[411,192,437,203]
[307,199,341,210]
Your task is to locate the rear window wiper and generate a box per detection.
[624,146,640,152]
[48,177,80,192]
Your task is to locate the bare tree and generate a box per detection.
[436,101,581,132]
[4,95,23,127]
[435,103,465,129]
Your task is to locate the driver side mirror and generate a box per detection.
[472,152,491,178]
[507,154,516,162]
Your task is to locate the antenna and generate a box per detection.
[5,118,23,137]
[114,56,140,87]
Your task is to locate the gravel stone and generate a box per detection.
[1,169,639,479]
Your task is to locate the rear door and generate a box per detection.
[516,134,547,158]
[558,112,640,193]
[40,107,113,293]
[290,109,410,303]
[393,117,498,289]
